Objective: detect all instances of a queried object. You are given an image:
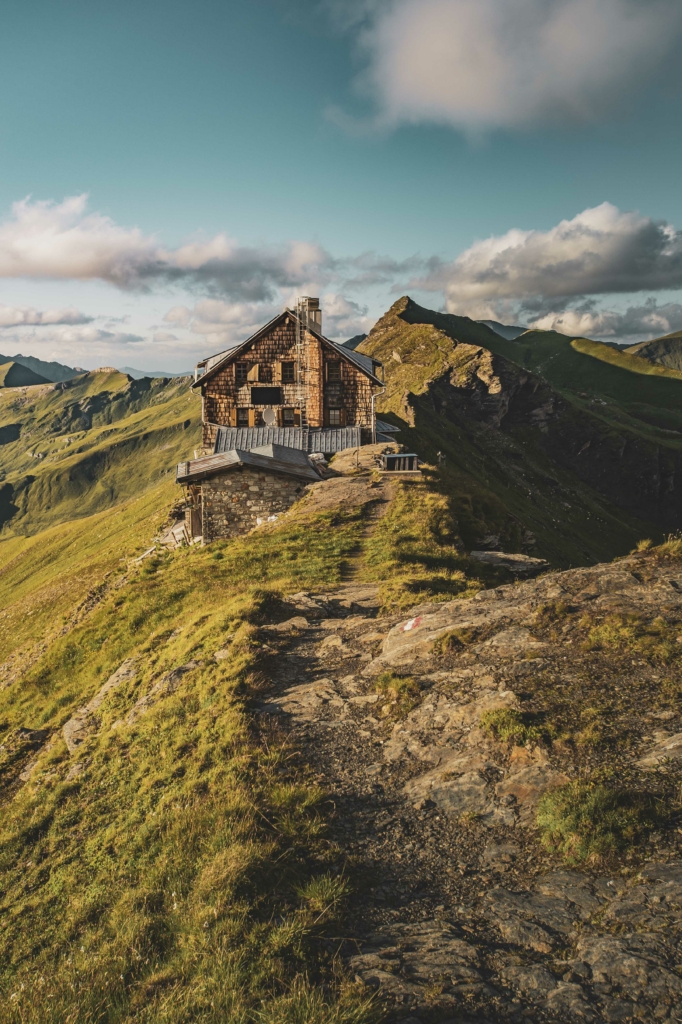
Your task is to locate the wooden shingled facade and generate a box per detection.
[194,308,382,451]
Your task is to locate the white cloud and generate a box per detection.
[320,293,373,337]
[0,194,337,301]
[0,303,91,327]
[163,293,374,349]
[528,299,682,340]
[0,323,146,369]
[412,203,682,318]
[163,305,192,328]
[349,0,682,131]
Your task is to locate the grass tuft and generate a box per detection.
[537,780,666,866]
[583,613,681,663]
[374,672,421,721]
[480,707,551,746]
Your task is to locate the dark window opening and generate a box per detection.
[236,408,249,427]
[236,363,248,382]
[282,407,296,426]
[259,364,272,383]
[327,361,341,382]
[251,387,283,406]
[281,361,295,383]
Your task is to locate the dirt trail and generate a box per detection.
[256,557,682,1024]
[340,478,395,584]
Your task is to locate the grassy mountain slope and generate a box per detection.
[359,297,682,566]
[5,297,682,1022]
[0,470,397,1024]
[0,361,50,387]
[626,332,682,370]
[0,371,200,535]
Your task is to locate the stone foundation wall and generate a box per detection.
[201,467,307,542]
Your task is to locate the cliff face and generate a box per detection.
[360,298,682,563]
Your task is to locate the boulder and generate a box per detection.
[469,551,550,575]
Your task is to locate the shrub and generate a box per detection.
[432,628,475,656]
[480,707,549,746]
[537,780,665,866]
[374,672,421,720]
[584,614,680,663]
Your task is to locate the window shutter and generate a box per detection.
[274,362,282,383]
[340,408,346,427]
[230,408,237,427]
[294,409,301,427]
[248,409,256,427]
[247,364,259,382]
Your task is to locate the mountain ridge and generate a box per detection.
[0,360,50,388]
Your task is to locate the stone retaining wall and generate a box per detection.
[201,466,306,542]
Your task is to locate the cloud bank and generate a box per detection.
[0,303,91,327]
[411,202,682,338]
[3,193,682,357]
[0,194,335,300]
[164,293,372,349]
[345,0,682,131]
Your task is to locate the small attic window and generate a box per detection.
[327,361,341,382]
[236,363,248,382]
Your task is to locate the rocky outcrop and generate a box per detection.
[63,658,138,752]
[253,549,682,1022]
[121,661,200,726]
[366,559,682,676]
[469,550,549,575]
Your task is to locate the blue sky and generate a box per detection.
[0,0,681,370]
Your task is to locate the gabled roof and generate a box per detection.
[176,444,322,485]
[191,309,383,388]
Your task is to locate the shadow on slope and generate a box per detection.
[359,297,682,567]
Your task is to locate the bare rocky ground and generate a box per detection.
[255,557,682,1024]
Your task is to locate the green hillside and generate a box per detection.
[5,299,682,1022]
[359,297,682,565]
[0,370,200,535]
[0,361,50,388]
[626,331,682,371]
[0,488,385,1023]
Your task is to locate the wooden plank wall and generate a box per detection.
[201,317,375,447]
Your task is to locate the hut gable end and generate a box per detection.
[196,308,383,450]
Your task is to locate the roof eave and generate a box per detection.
[192,309,383,388]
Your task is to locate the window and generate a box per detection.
[236,407,249,427]
[281,361,295,383]
[236,363,248,383]
[328,408,342,426]
[327,361,341,382]
[282,408,295,426]
[250,387,283,405]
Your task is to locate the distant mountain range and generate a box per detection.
[119,366,193,380]
[0,352,193,387]
[341,334,368,350]
[625,331,682,371]
[478,319,528,340]
[0,352,82,383]
[0,360,51,388]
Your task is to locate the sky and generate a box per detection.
[1,0,682,371]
